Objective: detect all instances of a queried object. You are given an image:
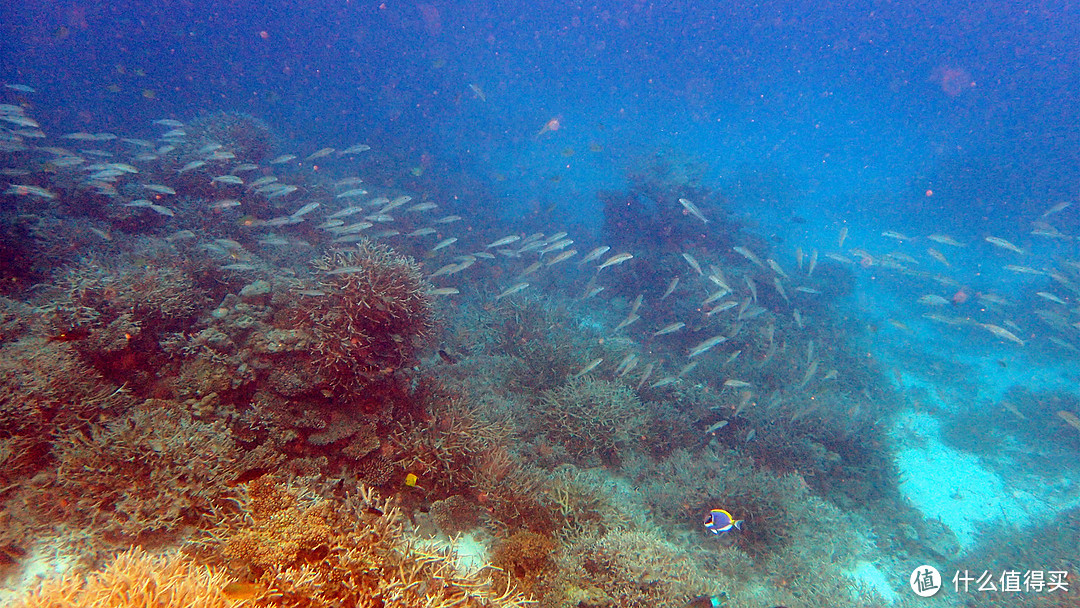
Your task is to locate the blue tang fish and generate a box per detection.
[703,508,743,535]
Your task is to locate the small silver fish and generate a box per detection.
[142,183,176,195]
[406,202,438,213]
[306,147,335,160]
[652,322,685,337]
[178,160,206,173]
[636,362,655,390]
[597,252,633,271]
[689,335,727,358]
[579,245,610,265]
[335,188,368,199]
[650,376,678,389]
[573,358,603,379]
[486,235,522,249]
[432,237,458,251]
[678,198,708,223]
[290,202,321,218]
[660,277,680,300]
[545,249,578,266]
[682,252,703,275]
[495,282,530,299]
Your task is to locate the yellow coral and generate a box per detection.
[14,547,253,608]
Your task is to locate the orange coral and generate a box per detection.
[492,530,556,591]
[209,477,533,608]
[13,547,252,608]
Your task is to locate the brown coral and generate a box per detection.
[209,477,533,608]
[297,240,434,394]
[429,495,486,536]
[491,530,556,591]
[0,337,118,439]
[47,399,266,540]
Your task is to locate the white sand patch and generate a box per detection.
[891,411,1062,548]
[0,537,85,607]
[846,560,901,603]
[413,530,492,577]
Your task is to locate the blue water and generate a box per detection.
[1,1,1079,606]
[3,0,1076,231]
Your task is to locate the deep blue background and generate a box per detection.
[2,0,1077,235]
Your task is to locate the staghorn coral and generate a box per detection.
[626,447,883,607]
[560,527,723,608]
[297,240,434,394]
[491,299,593,392]
[48,253,209,337]
[184,111,274,164]
[151,111,274,181]
[208,476,533,608]
[535,378,647,466]
[47,399,272,540]
[391,375,514,495]
[12,546,252,608]
[0,336,120,439]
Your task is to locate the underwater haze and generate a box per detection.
[0,1,1078,607]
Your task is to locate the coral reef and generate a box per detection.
[566,528,723,608]
[491,530,556,594]
[297,240,434,395]
[430,495,486,536]
[208,476,533,608]
[0,99,995,608]
[183,111,275,165]
[13,547,251,608]
[535,378,647,466]
[45,398,273,541]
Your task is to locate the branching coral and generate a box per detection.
[48,253,209,337]
[0,337,120,440]
[391,379,514,495]
[491,530,556,594]
[564,528,722,608]
[297,240,434,394]
[535,378,647,465]
[429,495,486,536]
[48,399,270,540]
[491,299,593,391]
[628,447,879,606]
[208,476,534,608]
[183,111,275,165]
[13,547,252,608]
